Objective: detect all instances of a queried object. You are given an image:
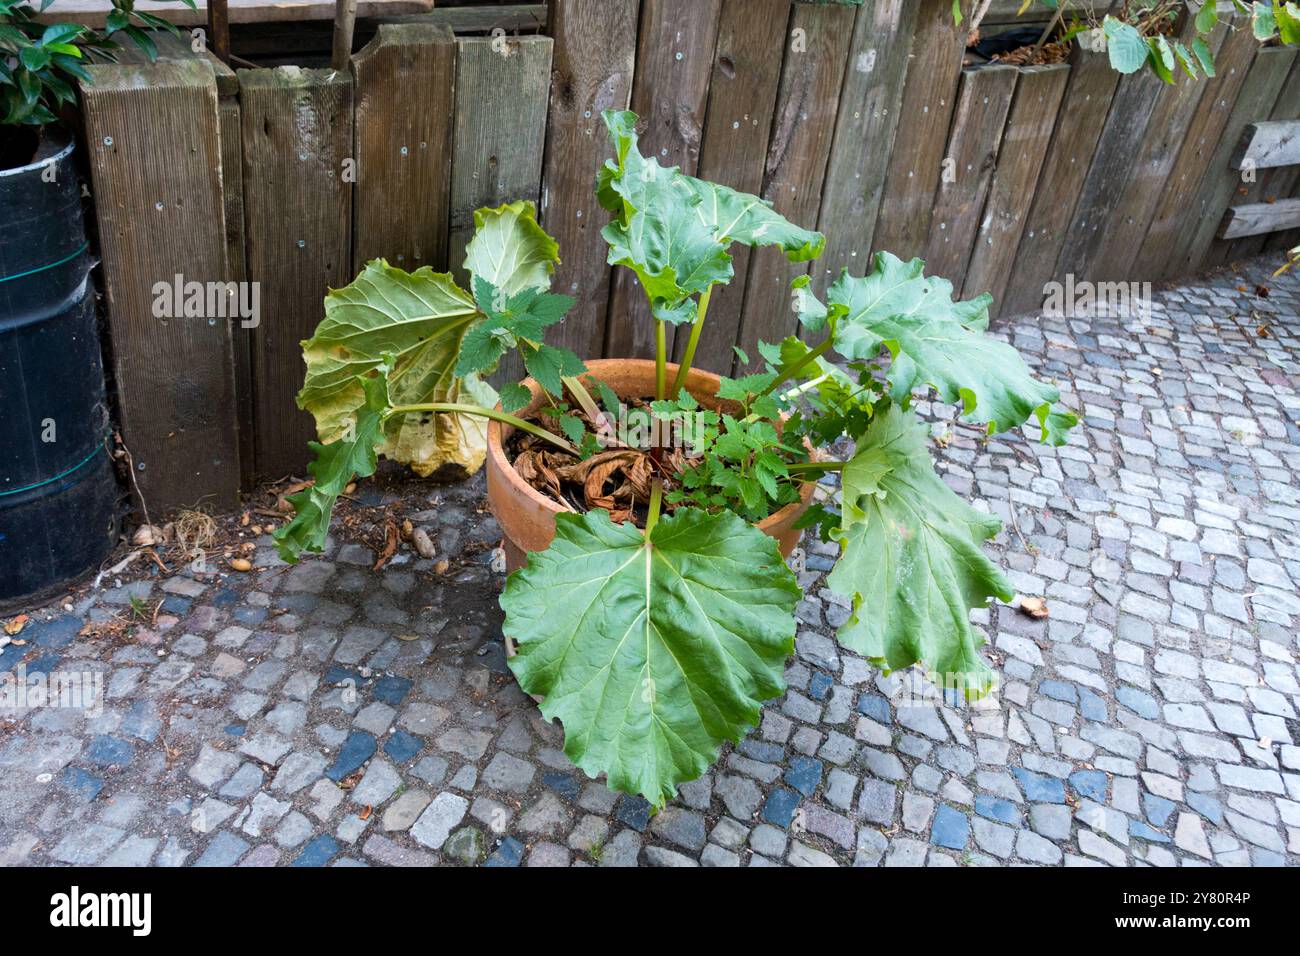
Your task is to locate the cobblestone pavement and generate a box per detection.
[3,258,1300,868]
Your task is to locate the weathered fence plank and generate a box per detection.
[870,0,965,260]
[606,0,724,360]
[448,36,553,282]
[450,35,553,385]
[81,58,242,512]
[924,64,1018,284]
[1055,65,1164,284]
[1232,119,1300,170]
[1177,46,1297,277]
[539,0,637,362]
[1217,60,1300,263]
[1218,198,1300,239]
[376,4,548,33]
[352,24,456,273]
[1134,19,1259,280]
[1263,61,1300,256]
[215,68,257,491]
[1090,23,1225,283]
[239,67,354,480]
[816,0,920,279]
[677,0,791,374]
[1000,47,1117,317]
[736,0,854,357]
[962,63,1069,311]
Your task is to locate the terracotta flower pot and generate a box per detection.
[485,358,818,575]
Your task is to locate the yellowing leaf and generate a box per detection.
[297,260,488,477]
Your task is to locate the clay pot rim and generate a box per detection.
[484,358,818,532]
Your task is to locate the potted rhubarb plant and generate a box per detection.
[274,109,1077,808]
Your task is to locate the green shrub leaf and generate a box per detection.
[826,252,1075,443]
[297,260,490,477]
[1103,15,1150,74]
[826,405,1010,698]
[599,109,824,324]
[274,373,389,563]
[463,199,561,301]
[502,507,800,806]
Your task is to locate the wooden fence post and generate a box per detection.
[605,0,724,360]
[924,65,1018,285]
[448,35,554,282]
[870,0,965,260]
[1000,46,1118,317]
[735,0,854,356]
[212,61,257,491]
[681,0,791,373]
[352,24,457,273]
[450,34,554,384]
[962,63,1069,312]
[81,57,242,513]
[817,0,920,281]
[1054,67,1164,284]
[1090,21,1226,283]
[239,67,354,480]
[540,0,639,364]
[1134,18,1259,280]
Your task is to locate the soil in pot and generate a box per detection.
[501,371,808,530]
[486,359,820,574]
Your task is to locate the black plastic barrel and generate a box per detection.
[0,128,119,607]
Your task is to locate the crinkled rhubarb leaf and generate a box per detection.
[501,507,800,806]
[462,199,561,299]
[297,259,490,477]
[459,203,582,388]
[274,373,389,563]
[827,252,1076,444]
[826,405,1010,698]
[599,109,825,325]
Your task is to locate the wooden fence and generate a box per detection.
[74,0,1300,514]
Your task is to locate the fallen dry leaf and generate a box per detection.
[1018,596,1050,619]
[3,614,29,636]
[358,805,373,821]
[373,520,399,571]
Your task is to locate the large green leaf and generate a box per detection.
[826,405,1011,698]
[457,202,582,384]
[826,252,1076,444]
[501,507,801,806]
[1103,15,1150,74]
[598,109,825,324]
[274,373,389,563]
[462,199,561,301]
[297,259,490,477]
